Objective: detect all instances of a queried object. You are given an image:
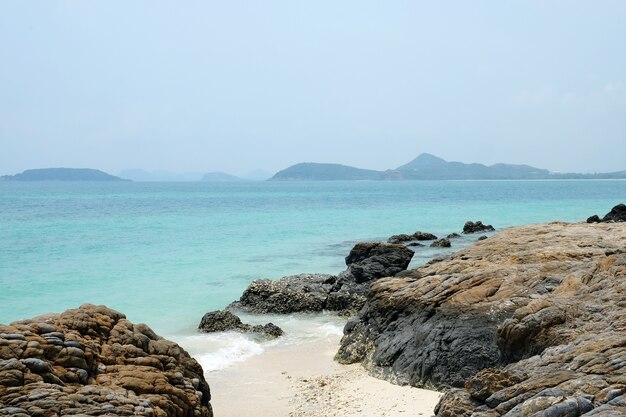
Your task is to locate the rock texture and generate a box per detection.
[463,220,495,234]
[336,222,626,416]
[388,232,438,244]
[587,203,626,223]
[0,304,212,417]
[198,310,283,338]
[235,243,414,315]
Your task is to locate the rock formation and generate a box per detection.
[587,203,626,223]
[0,304,212,417]
[198,310,283,338]
[463,220,495,234]
[430,238,451,248]
[336,222,626,416]
[388,231,438,244]
[234,242,414,315]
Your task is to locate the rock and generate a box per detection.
[0,304,213,417]
[236,242,415,315]
[463,220,495,234]
[407,242,425,247]
[586,203,626,223]
[586,214,601,223]
[478,235,488,241]
[198,310,284,338]
[335,222,626,416]
[345,242,414,283]
[430,238,451,248]
[388,231,437,244]
[447,233,461,239]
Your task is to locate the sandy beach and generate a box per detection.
[206,332,441,417]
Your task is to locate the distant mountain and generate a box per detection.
[118,169,203,182]
[1,168,128,182]
[201,172,247,182]
[396,153,551,179]
[271,163,383,181]
[271,154,626,181]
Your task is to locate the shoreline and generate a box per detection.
[206,329,441,417]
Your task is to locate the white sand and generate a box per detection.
[206,334,441,417]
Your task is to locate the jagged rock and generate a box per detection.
[0,304,212,417]
[335,222,626,416]
[198,310,283,338]
[388,231,438,244]
[586,214,601,223]
[345,242,414,283]
[430,238,451,248]
[235,242,414,315]
[463,220,495,234]
[586,203,626,224]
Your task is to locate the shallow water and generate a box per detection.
[1,180,624,369]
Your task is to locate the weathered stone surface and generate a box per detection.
[198,310,283,338]
[336,222,626,416]
[235,242,414,315]
[463,220,495,234]
[388,231,438,244]
[0,304,212,417]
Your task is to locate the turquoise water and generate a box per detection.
[1,180,624,338]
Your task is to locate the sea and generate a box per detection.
[1,180,624,371]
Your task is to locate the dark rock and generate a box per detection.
[463,220,495,234]
[0,304,212,417]
[345,242,414,283]
[447,233,461,239]
[602,203,626,222]
[587,214,601,223]
[236,242,415,315]
[430,238,451,248]
[388,231,437,244]
[407,242,425,247]
[478,235,488,241]
[334,222,626,416]
[198,310,284,338]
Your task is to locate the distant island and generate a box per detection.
[1,168,129,182]
[201,172,248,182]
[271,153,626,181]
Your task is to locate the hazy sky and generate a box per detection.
[1,1,625,176]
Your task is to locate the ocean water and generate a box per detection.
[1,180,624,370]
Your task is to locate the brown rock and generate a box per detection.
[0,304,212,417]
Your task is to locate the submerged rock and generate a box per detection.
[235,242,414,315]
[430,238,451,248]
[446,233,461,239]
[198,310,283,338]
[0,304,213,417]
[463,220,495,234]
[388,231,438,244]
[336,222,626,416]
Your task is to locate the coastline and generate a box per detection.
[206,327,441,417]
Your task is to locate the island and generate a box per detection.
[1,168,129,182]
[270,153,626,181]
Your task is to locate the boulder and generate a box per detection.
[0,304,212,417]
[447,233,461,239]
[430,238,451,248]
[336,222,626,416]
[198,310,283,338]
[586,203,626,223]
[235,242,415,315]
[463,220,495,234]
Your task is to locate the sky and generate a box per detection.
[1,1,625,176]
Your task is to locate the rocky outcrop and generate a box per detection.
[388,231,438,244]
[235,243,414,315]
[430,238,451,248]
[336,222,626,416]
[463,220,495,233]
[587,203,626,223]
[447,233,461,239]
[0,304,212,417]
[198,310,283,338]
